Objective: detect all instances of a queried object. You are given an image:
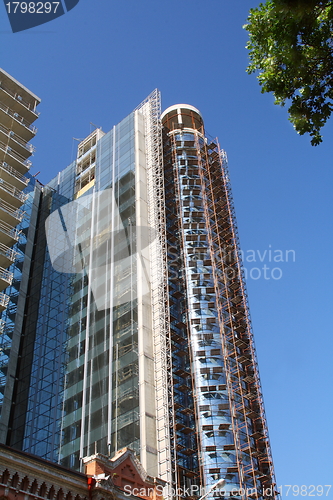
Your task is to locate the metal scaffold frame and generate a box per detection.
[162,103,278,497]
[140,102,278,499]
[215,145,278,495]
[195,133,278,499]
[135,90,174,492]
[192,132,250,494]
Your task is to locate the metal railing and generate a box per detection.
[0,199,25,221]
[0,162,29,185]
[0,81,39,116]
[0,266,13,284]
[0,242,17,262]
[0,293,9,309]
[0,140,32,168]
[0,221,20,241]
[0,178,28,203]
[0,123,35,153]
[0,101,38,134]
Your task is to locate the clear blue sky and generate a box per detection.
[1,1,332,497]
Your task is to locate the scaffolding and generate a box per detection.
[198,137,278,498]
[161,105,278,500]
[135,90,174,491]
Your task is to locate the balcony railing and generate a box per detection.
[0,293,9,309]
[0,123,35,153]
[0,162,29,186]
[0,242,17,262]
[0,140,32,168]
[0,178,28,203]
[0,266,13,284]
[0,81,40,116]
[0,199,25,221]
[0,221,21,241]
[0,102,38,134]
[0,221,20,241]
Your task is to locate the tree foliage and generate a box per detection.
[244,0,333,145]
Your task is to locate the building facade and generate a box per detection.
[0,87,278,500]
[0,68,40,437]
[0,443,164,500]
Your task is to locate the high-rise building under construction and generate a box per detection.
[0,68,40,439]
[0,85,278,499]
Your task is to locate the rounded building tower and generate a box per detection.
[161,104,204,133]
[161,104,278,499]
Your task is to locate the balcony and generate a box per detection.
[0,139,32,174]
[0,293,9,312]
[0,221,20,247]
[0,199,24,226]
[0,178,28,208]
[0,242,17,268]
[0,162,29,190]
[0,81,39,123]
[0,101,37,141]
[0,267,13,291]
[0,123,35,160]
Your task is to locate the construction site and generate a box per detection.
[159,103,278,498]
[0,83,279,500]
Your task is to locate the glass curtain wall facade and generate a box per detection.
[1,91,278,500]
[0,179,41,433]
[58,120,143,470]
[57,108,158,475]
[7,183,73,462]
[4,93,160,480]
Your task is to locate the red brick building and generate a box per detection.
[0,445,165,500]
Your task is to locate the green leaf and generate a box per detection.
[244,0,333,145]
